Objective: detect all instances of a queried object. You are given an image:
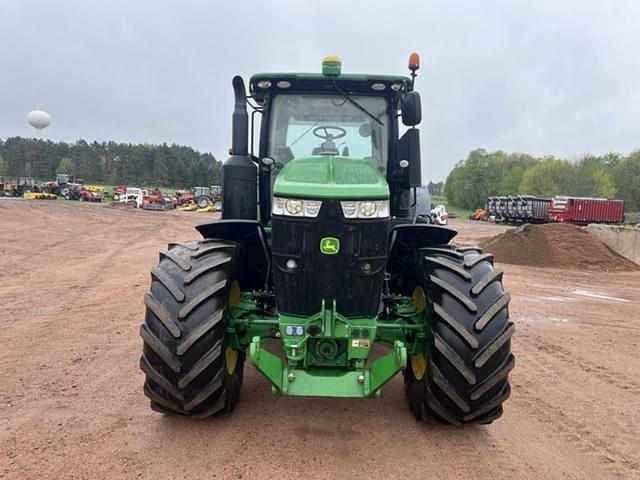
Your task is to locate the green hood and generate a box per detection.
[273,156,389,200]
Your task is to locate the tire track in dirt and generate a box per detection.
[514,335,640,478]
[0,204,192,424]
[524,332,640,394]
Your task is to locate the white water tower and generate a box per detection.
[27,109,51,137]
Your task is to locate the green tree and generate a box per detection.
[0,154,7,176]
[57,157,74,174]
[24,161,32,177]
[614,151,640,211]
[519,159,572,197]
[588,168,616,198]
[498,166,525,195]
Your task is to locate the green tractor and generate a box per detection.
[139,54,514,424]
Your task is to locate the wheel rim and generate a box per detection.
[226,281,241,374]
[225,347,239,375]
[229,280,240,308]
[410,353,427,381]
[410,287,427,380]
[412,286,426,313]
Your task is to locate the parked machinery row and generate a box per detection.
[485,195,624,225]
[0,176,37,197]
[486,195,551,223]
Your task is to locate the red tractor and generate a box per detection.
[42,174,84,197]
[175,186,223,209]
[111,184,127,201]
[175,189,194,206]
[141,188,174,210]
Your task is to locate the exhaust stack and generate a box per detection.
[222,76,257,220]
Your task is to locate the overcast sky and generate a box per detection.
[1,0,639,181]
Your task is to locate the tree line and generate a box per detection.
[0,137,222,189]
[444,149,640,211]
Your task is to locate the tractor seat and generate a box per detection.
[312,140,339,156]
[277,146,294,163]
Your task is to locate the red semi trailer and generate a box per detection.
[548,196,624,224]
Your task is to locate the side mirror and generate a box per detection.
[401,92,422,126]
[397,129,421,188]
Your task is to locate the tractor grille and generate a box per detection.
[271,200,389,317]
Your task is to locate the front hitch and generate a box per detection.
[249,336,407,398]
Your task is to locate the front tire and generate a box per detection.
[405,246,514,425]
[140,240,245,417]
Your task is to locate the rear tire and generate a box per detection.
[140,240,245,417]
[405,245,514,425]
[196,196,210,209]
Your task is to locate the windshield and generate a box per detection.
[267,94,389,173]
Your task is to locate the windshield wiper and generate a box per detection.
[330,76,384,126]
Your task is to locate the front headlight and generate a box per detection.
[359,201,377,217]
[285,199,302,215]
[272,197,322,218]
[341,200,389,219]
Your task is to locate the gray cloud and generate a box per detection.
[1,0,639,181]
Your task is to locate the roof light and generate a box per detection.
[276,80,291,89]
[409,52,420,72]
[322,55,342,76]
[371,83,386,91]
[257,80,272,89]
[390,82,403,92]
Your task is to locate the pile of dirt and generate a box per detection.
[482,223,638,271]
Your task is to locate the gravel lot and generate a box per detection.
[1,201,639,479]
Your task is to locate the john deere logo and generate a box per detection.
[320,237,340,255]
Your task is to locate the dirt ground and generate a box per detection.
[1,201,639,480]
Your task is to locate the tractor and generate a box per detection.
[63,184,104,202]
[139,54,514,425]
[42,173,83,197]
[178,186,224,209]
[0,177,36,197]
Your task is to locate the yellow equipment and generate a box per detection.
[196,204,215,213]
[177,201,197,212]
[24,192,57,200]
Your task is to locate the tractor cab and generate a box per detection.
[56,173,72,185]
[193,186,211,198]
[228,55,423,223]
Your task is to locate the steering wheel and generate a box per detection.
[313,126,347,141]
